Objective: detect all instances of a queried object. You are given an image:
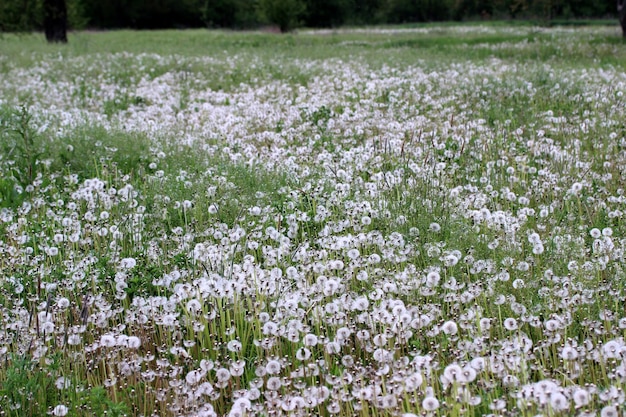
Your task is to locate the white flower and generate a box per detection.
[119,257,137,269]
[602,340,625,359]
[544,319,560,331]
[601,405,619,417]
[570,182,583,194]
[215,368,231,382]
[442,320,458,335]
[443,364,463,383]
[55,377,71,390]
[489,399,506,410]
[265,359,281,374]
[479,318,491,332]
[461,366,477,383]
[503,318,518,331]
[51,405,68,416]
[227,340,242,352]
[422,396,440,411]
[516,261,529,272]
[229,398,251,417]
[560,346,578,361]
[266,376,282,390]
[429,222,441,232]
[303,333,318,346]
[528,232,541,244]
[351,296,369,311]
[56,297,70,309]
[326,341,341,354]
[230,360,245,376]
[100,334,117,348]
[186,299,202,314]
[68,334,81,345]
[404,372,423,391]
[373,334,387,347]
[573,388,590,408]
[262,321,278,335]
[127,336,141,349]
[200,359,214,372]
[549,392,569,411]
[186,369,207,385]
[425,270,440,287]
[443,253,459,266]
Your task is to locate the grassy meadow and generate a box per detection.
[1,24,626,417]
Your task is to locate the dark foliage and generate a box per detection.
[0,0,619,33]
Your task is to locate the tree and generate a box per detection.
[0,0,40,32]
[203,0,238,27]
[43,0,67,42]
[617,0,626,38]
[303,0,353,27]
[258,0,305,32]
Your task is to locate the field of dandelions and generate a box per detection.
[1,24,626,417]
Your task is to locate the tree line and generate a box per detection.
[0,0,618,35]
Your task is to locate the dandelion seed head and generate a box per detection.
[422,396,440,411]
[51,405,68,416]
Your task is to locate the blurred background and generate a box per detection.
[0,0,618,33]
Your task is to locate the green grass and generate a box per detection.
[1,23,625,69]
[1,24,626,417]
